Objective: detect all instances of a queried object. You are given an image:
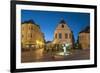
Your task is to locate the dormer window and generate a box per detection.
[62,24,64,28]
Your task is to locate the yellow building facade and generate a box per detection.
[79,26,90,49]
[21,20,45,49]
[53,19,74,48]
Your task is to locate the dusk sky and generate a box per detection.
[21,10,90,42]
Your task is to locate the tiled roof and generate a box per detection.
[79,26,90,33]
[59,19,66,24]
[22,20,35,24]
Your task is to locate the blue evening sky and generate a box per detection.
[21,10,90,42]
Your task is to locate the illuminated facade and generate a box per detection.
[79,26,90,49]
[21,20,45,48]
[53,19,74,48]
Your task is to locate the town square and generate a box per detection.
[21,10,90,63]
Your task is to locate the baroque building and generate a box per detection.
[52,19,74,48]
[78,26,90,49]
[21,20,45,49]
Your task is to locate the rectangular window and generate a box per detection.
[22,27,24,30]
[31,33,32,38]
[65,33,68,39]
[69,33,72,39]
[31,27,33,30]
[59,33,62,39]
[55,33,57,39]
[22,34,24,38]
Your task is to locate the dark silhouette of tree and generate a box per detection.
[71,31,75,49]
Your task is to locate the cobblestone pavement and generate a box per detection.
[21,49,90,63]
